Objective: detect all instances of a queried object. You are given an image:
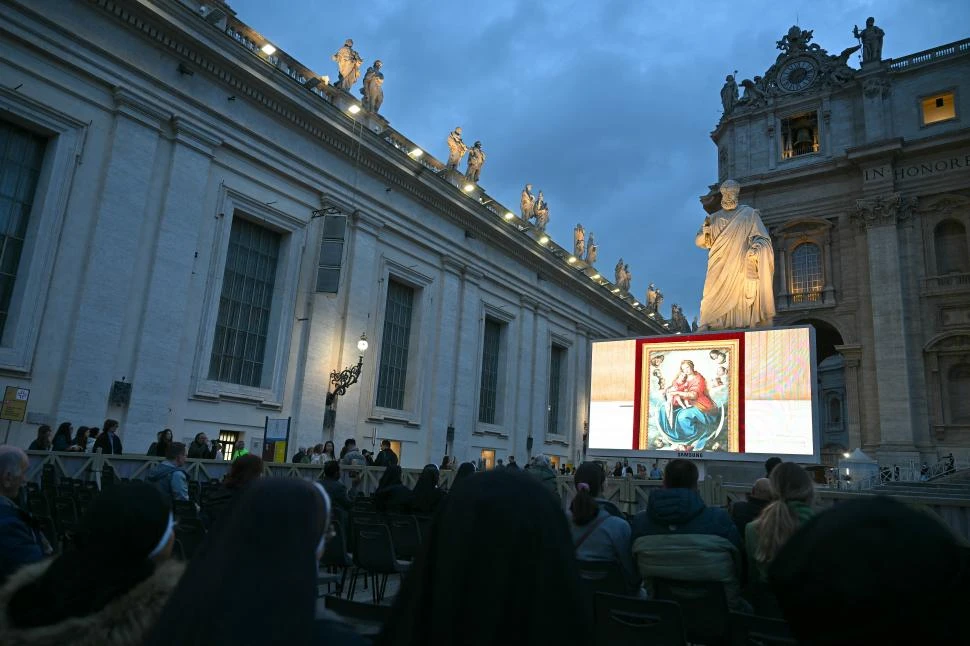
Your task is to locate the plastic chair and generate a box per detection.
[323,594,390,632]
[593,592,686,646]
[728,612,796,645]
[349,523,410,604]
[653,578,730,645]
[174,519,206,560]
[173,500,199,520]
[53,496,79,539]
[319,521,353,597]
[35,515,59,554]
[386,514,422,560]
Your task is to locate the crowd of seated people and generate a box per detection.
[2,440,968,644]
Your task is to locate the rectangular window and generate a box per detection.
[208,217,281,387]
[376,280,415,410]
[547,345,566,436]
[781,111,819,159]
[921,92,956,126]
[0,121,47,338]
[480,449,495,471]
[315,214,346,293]
[478,318,502,424]
[218,430,240,462]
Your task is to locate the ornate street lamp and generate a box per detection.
[326,333,369,406]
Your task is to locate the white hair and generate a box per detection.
[0,445,28,479]
[532,454,551,468]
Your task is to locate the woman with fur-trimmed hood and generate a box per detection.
[0,482,183,646]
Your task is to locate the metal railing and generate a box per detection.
[888,38,970,71]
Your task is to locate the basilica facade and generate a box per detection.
[0,0,663,467]
[709,24,970,463]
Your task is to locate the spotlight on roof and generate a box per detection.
[612,288,620,293]
[261,43,277,56]
[410,147,424,158]
[504,212,515,220]
[843,452,851,458]
[591,273,600,280]
[538,235,550,245]
[463,183,475,192]
[567,256,577,264]
[648,312,656,318]
[632,301,640,307]
[348,104,361,115]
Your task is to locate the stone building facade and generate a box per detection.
[709,24,970,463]
[0,0,663,467]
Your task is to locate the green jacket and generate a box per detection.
[530,465,559,498]
[745,501,815,583]
[633,532,744,610]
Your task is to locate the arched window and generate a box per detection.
[790,243,822,303]
[948,363,970,424]
[934,220,969,275]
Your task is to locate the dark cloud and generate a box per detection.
[231,0,970,317]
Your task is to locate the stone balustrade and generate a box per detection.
[888,38,970,71]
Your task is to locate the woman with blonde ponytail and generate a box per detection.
[746,462,815,584]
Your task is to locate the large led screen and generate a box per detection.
[588,327,817,458]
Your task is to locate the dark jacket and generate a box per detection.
[373,448,398,468]
[0,499,46,585]
[731,497,770,541]
[631,488,741,549]
[26,440,48,452]
[186,440,216,460]
[292,450,307,463]
[51,436,70,452]
[201,484,243,530]
[411,488,446,515]
[320,478,353,516]
[374,484,413,513]
[93,432,123,455]
[0,558,184,646]
[530,465,559,498]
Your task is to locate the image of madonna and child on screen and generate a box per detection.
[588,327,816,457]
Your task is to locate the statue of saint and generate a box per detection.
[647,283,659,311]
[520,184,535,219]
[586,233,598,264]
[621,264,632,291]
[738,77,766,108]
[573,224,585,257]
[720,74,738,115]
[445,127,467,170]
[465,141,485,182]
[696,180,775,330]
[360,60,384,113]
[691,316,699,332]
[533,194,549,232]
[853,17,884,64]
[332,39,363,91]
[614,258,624,286]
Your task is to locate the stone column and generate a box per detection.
[532,306,551,445]
[451,267,483,461]
[822,227,836,304]
[426,257,463,463]
[859,72,892,143]
[854,194,919,462]
[835,344,864,451]
[775,244,789,309]
[125,119,221,443]
[574,324,592,464]
[516,296,538,457]
[59,90,165,429]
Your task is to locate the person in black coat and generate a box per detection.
[92,419,123,455]
[411,464,446,514]
[202,454,264,530]
[318,460,352,528]
[373,440,398,468]
[374,465,413,513]
[144,478,364,646]
[731,477,773,541]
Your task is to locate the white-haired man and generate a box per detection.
[529,454,560,499]
[0,445,51,583]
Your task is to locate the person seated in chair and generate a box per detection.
[374,465,413,513]
[630,459,744,610]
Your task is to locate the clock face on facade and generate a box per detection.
[778,58,819,92]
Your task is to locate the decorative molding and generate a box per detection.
[862,77,892,100]
[111,87,169,130]
[854,193,918,229]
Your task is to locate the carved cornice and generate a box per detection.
[170,116,222,157]
[112,87,168,130]
[86,0,659,333]
[854,193,918,229]
[862,77,892,99]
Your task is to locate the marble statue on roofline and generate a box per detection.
[573,224,585,257]
[332,38,363,91]
[445,127,467,171]
[696,179,775,330]
[533,193,549,232]
[720,73,738,116]
[646,283,662,313]
[853,17,884,64]
[585,233,598,264]
[520,184,535,219]
[465,141,485,182]
[360,60,384,113]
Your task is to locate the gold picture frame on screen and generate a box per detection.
[637,337,741,452]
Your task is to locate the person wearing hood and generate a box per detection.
[411,465,446,514]
[144,478,363,646]
[145,443,189,503]
[374,465,413,513]
[0,481,183,646]
[630,459,743,610]
[529,454,559,499]
[449,462,476,492]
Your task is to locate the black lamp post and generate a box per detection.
[326,333,369,406]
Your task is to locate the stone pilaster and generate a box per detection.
[426,257,463,463]
[853,193,920,461]
[835,344,864,452]
[450,267,482,461]
[516,296,538,457]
